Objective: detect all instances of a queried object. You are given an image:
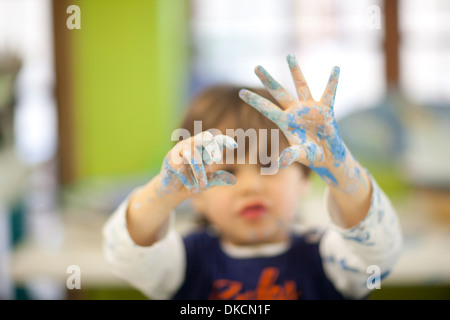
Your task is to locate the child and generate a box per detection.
[102,55,402,300]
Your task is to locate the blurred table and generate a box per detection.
[11,208,127,289]
[10,202,196,291]
[10,190,450,297]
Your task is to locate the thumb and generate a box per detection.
[278,145,302,169]
[278,142,323,169]
[207,170,237,188]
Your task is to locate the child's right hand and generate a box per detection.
[126,131,238,246]
[158,131,238,196]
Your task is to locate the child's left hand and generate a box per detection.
[239,55,365,193]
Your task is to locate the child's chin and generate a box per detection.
[236,228,286,245]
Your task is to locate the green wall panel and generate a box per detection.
[72,0,188,181]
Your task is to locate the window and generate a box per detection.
[189,0,385,118]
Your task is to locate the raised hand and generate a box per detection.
[158,131,238,195]
[239,55,366,193]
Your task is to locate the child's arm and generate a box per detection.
[239,55,371,228]
[102,131,237,298]
[320,174,402,298]
[126,132,237,246]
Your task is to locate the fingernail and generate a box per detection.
[239,89,248,99]
[255,65,264,74]
[332,66,340,76]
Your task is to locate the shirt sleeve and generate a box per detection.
[319,173,403,299]
[102,190,186,299]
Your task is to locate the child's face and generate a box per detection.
[192,162,310,246]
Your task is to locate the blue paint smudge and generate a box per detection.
[339,259,360,273]
[316,125,326,140]
[287,108,309,142]
[368,270,391,286]
[305,143,318,163]
[326,120,346,166]
[342,231,375,246]
[310,165,338,185]
[296,107,310,117]
[380,270,391,281]
[175,168,191,188]
[287,113,306,141]
[355,166,368,189]
[161,159,174,187]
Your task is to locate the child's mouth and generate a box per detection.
[240,204,268,220]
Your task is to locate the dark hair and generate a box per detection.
[178,84,311,177]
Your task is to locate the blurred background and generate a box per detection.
[1,0,449,300]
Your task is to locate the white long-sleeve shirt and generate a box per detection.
[102,175,402,299]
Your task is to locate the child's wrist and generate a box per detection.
[152,173,191,207]
[130,174,189,213]
[323,153,369,194]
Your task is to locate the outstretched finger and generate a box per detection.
[320,66,340,109]
[254,65,297,110]
[239,89,285,125]
[286,54,313,102]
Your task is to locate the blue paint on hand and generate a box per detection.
[310,165,338,185]
[287,114,306,142]
[326,120,346,166]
